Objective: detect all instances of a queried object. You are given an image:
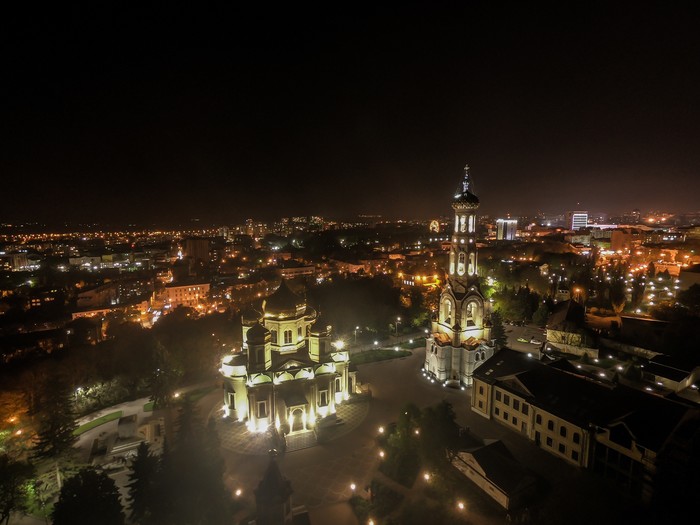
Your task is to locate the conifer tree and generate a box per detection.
[490,310,508,348]
[52,468,124,525]
[32,375,77,461]
[31,375,77,489]
[126,442,158,524]
[0,455,35,525]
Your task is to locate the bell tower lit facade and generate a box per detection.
[426,164,494,386]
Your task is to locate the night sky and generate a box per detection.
[3,3,700,225]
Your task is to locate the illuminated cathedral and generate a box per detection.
[424,165,494,386]
[220,280,355,437]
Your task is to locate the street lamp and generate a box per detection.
[395,317,401,337]
[354,326,360,343]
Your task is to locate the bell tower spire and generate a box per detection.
[448,164,480,293]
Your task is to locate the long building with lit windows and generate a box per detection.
[220,280,356,438]
[424,165,494,386]
[471,348,700,500]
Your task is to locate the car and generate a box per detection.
[517,337,529,343]
[529,338,543,345]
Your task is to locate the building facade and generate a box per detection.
[568,211,589,230]
[496,218,517,240]
[471,348,698,499]
[221,280,356,438]
[424,165,494,386]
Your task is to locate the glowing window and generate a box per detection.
[457,252,466,275]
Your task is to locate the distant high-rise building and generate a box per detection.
[569,211,588,230]
[183,237,211,264]
[496,219,517,240]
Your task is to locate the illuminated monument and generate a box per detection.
[424,165,494,386]
[220,280,355,437]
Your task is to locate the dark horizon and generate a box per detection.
[3,4,700,225]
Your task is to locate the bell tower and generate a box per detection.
[448,164,480,294]
[437,165,487,343]
[425,164,495,387]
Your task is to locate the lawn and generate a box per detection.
[143,384,219,412]
[73,410,123,436]
[353,348,411,365]
[400,338,426,349]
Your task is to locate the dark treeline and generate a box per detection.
[1,308,240,420]
[307,275,428,338]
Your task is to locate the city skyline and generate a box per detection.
[3,4,700,224]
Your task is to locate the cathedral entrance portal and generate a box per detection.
[291,408,304,433]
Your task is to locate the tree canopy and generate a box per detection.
[52,468,124,525]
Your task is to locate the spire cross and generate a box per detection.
[462,164,470,193]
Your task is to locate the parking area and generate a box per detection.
[505,323,547,353]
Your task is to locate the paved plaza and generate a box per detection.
[216,398,371,456]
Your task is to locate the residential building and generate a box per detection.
[471,348,699,500]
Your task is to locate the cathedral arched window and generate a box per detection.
[270,330,278,344]
[457,252,466,275]
[466,301,479,327]
[455,215,459,231]
[443,300,452,325]
[449,252,455,275]
[460,215,467,232]
[468,252,476,276]
[468,215,475,233]
[284,330,292,344]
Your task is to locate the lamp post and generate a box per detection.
[395,317,401,338]
[354,326,360,343]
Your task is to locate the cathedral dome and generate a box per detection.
[310,313,331,336]
[241,305,263,325]
[264,280,306,318]
[453,191,480,208]
[246,322,270,344]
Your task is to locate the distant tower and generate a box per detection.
[496,218,517,240]
[425,165,494,387]
[568,210,588,230]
